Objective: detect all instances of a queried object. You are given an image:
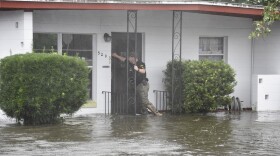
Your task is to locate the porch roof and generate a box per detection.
[0,0,263,19]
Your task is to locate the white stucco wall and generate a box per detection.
[31,10,253,111]
[253,21,280,75]
[0,11,33,59]
[23,12,33,54]
[137,11,172,94]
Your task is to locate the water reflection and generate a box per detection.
[0,111,280,155]
[162,114,232,155]
[110,115,149,138]
[229,112,280,155]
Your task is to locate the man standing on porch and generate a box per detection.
[112,52,162,116]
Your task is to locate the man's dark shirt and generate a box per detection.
[135,60,146,85]
[125,59,146,86]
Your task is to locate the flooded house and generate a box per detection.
[0,0,279,113]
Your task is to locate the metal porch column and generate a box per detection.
[127,10,138,115]
[171,11,183,113]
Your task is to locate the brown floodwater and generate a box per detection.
[1,111,280,155]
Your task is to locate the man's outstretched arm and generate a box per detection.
[112,53,126,62]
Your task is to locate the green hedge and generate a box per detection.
[164,60,236,113]
[183,60,236,113]
[0,53,89,125]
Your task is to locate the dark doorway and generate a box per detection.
[111,32,143,114]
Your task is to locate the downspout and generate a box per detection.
[250,33,255,110]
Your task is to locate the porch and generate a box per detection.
[0,1,268,114]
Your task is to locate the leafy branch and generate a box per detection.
[248,0,280,38]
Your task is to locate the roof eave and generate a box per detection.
[0,1,263,18]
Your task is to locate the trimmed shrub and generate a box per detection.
[163,60,185,113]
[164,60,236,113]
[0,53,89,125]
[183,60,236,113]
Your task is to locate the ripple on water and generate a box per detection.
[1,111,280,155]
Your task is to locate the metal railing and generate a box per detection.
[103,91,245,114]
[111,92,128,115]
[103,90,170,114]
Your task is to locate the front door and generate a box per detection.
[111,32,143,114]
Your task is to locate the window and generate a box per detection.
[33,33,57,53]
[33,33,94,100]
[199,37,227,61]
[62,34,93,99]
[62,34,93,66]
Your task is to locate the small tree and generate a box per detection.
[0,53,89,125]
[183,60,236,113]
